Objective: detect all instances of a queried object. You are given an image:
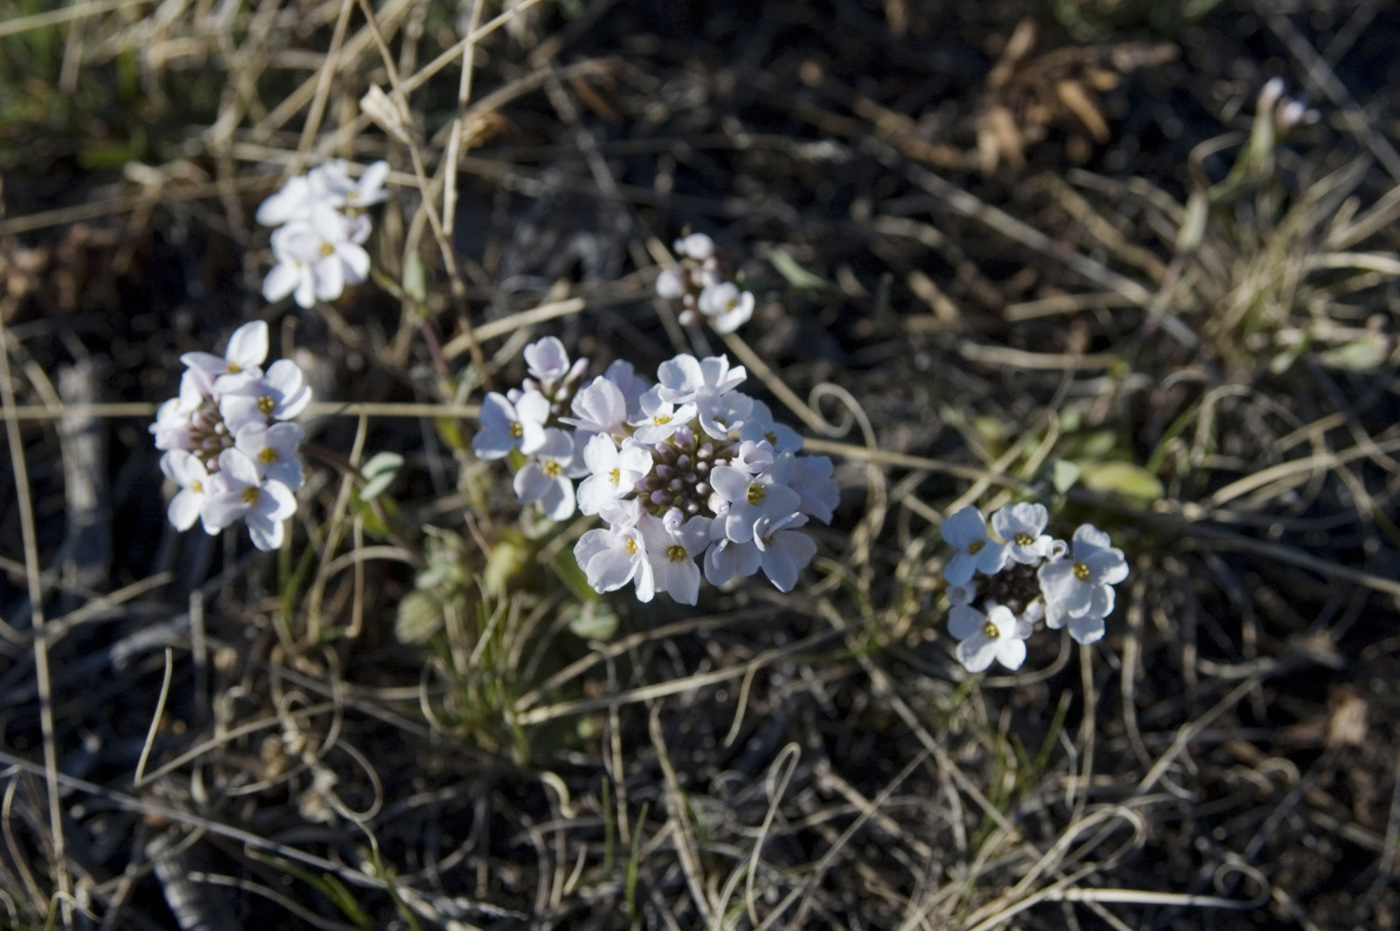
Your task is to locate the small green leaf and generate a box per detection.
[1176,190,1209,253]
[1050,459,1081,494]
[769,249,828,290]
[1079,461,1163,502]
[482,536,529,598]
[552,547,599,603]
[1318,336,1389,373]
[359,471,396,502]
[566,601,618,641]
[402,252,427,304]
[395,591,444,643]
[362,451,404,478]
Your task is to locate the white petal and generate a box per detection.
[940,506,987,548]
[168,489,203,531]
[225,321,269,369]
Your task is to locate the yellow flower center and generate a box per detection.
[257,396,276,416]
[319,242,335,257]
[191,480,203,494]
[667,545,687,562]
[983,620,1000,638]
[765,431,777,445]
[242,487,261,505]
[1073,561,1091,581]
[1015,533,1033,546]
[609,467,621,485]
[967,540,985,555]
[259,448,278,463]
[747,483,766,505]
[725,296,739,312]
[543,460,562,477]
[227,362,243,374]
[624,538,638,555]
[510,422,524,438]
[652,414,672,426]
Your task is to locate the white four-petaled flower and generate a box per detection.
[949,604,1034,672]
[940,506,1008,586]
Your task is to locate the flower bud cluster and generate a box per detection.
[940,504,1127,672]
[257,160,389,308]
[655,232,755,334]
[150,321,312,551]
[474,338,840,604]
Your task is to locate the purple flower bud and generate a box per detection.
[673,426,694,448]
[669,478,683,492]
[695,482,710,497]
[676,454,691,470]
[656,464,675,480]
[650,490,670,505]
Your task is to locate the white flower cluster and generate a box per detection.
[655,233,755,334]
[940,504,1127,673]
[150,321,312,551]
[257,160,389,308]
[473,338,840,604]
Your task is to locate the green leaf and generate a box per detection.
[1079,461,1163,502]
[1050,459,1081,494]
[396,591,444,643]
[769,249,828,290]
[552,547,599,603]
[1318,336,1389,373]
[566,601,618,641]
[362,451,404,477]
[402,251,427,304]
[482,536,528,599]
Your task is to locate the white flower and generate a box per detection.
[708,457,801,544]
[1044,568,1116,646]
[656,267,685,299]
[562,375,629,438]
[577,434,652,515]
[234,421,306,491]
[201,449,299,551]
[648,511,711,604]
[150,395,195,452]
[314,159,390,210]
[1037,524,1128,622]
[219,359,313,427]
[752,512,817,592]
[574,502,655,602]
[697,281,754,333]
[263,205,371,308]
[703,532,761,587]
[180,320,268,393]
[940,506,1008,586]
[630,386,696,444]
[160,450,219,532]
[524,336,571,384]
[655,354,747,406]
[512,429,576,520]
[256,174,323,227]
[473,390,549,460]
[990,502,1054,565]
[949,604,1033,673]
[674,232,715,260]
